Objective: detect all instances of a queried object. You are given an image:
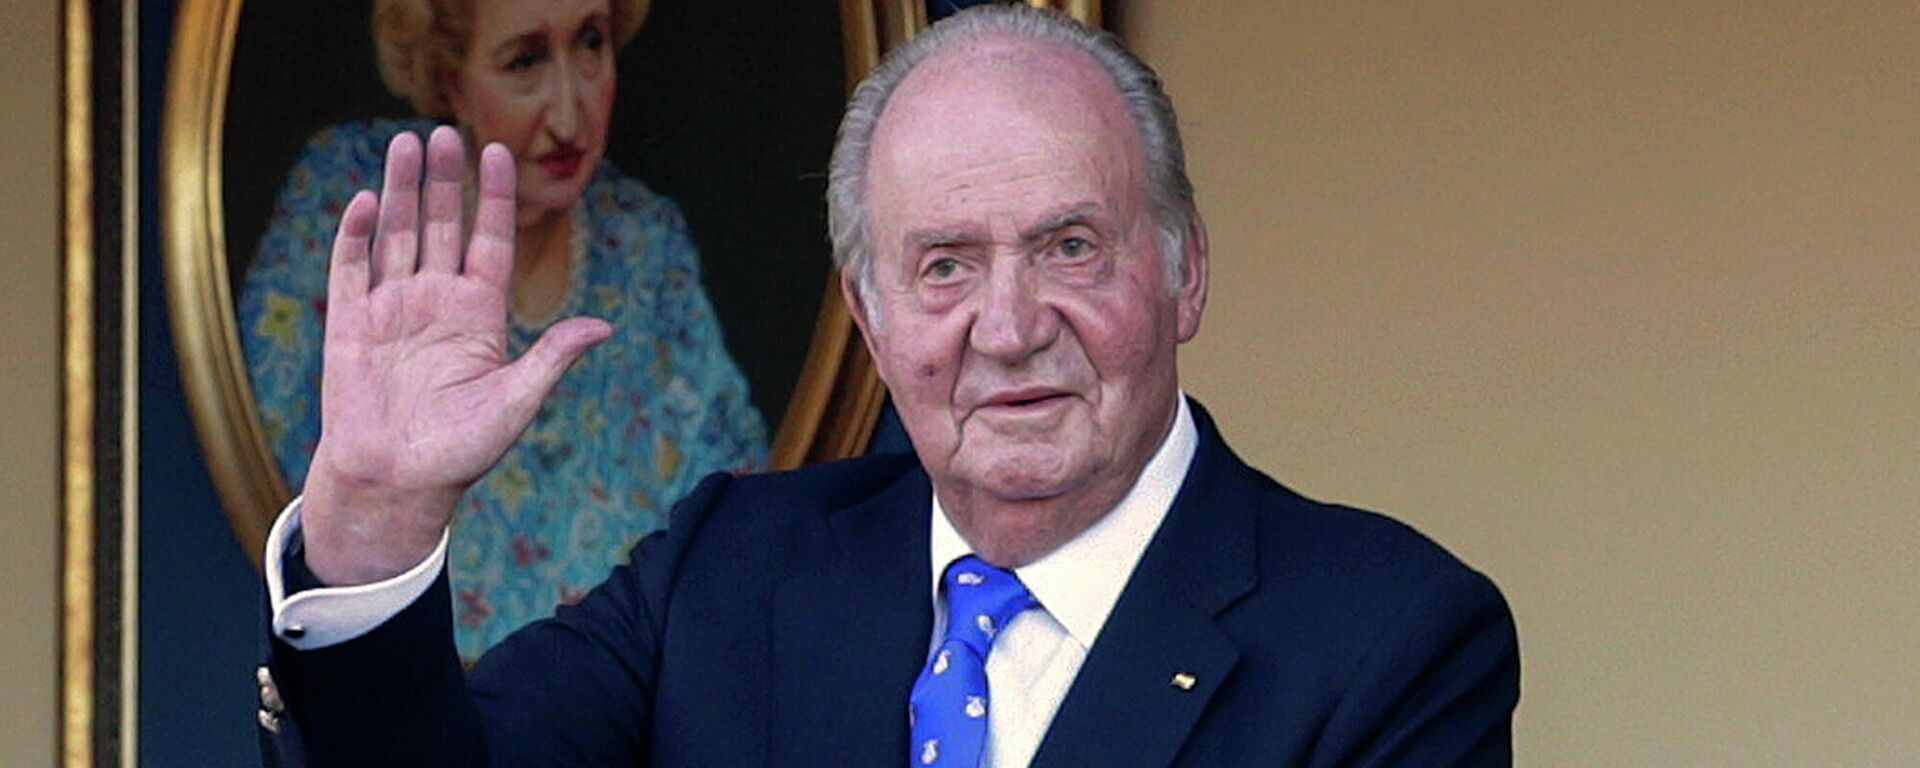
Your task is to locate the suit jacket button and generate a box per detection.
[256,708,282,735]
[258,671,284,714]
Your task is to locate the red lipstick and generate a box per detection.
[537,146,585,179]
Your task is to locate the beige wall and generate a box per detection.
[1125,2,1918,765]
[0,0,60,765]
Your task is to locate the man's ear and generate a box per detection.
[1174,210,1210,343]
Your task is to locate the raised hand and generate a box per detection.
[301,127,611,586]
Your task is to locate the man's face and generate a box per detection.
[850,37,1207,564]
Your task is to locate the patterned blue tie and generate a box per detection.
[908,555,1038,767]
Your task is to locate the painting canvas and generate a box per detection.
[166,0,877,661]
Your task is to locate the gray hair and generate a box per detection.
[826,3,1197,298]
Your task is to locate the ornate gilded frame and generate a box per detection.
[62,0,138,765]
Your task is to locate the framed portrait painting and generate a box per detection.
[166,0,891,667]
[164,0,885,569]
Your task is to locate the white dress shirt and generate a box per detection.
[265,397,1198,766]
[927,396,1197,768]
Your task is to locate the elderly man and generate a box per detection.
[258,6,1518,767]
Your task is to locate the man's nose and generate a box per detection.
[968,260,1056,361]
[544,60,582,143]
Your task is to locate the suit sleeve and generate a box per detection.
[1316,568,1522,768]
[259,471,736,767]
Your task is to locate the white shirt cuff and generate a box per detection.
[263,495,450,651]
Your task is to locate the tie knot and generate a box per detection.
[940,555,1036,653]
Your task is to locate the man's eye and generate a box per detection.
[922,257,962,281]
[1057,237,1095,259]
[580,25,606,51]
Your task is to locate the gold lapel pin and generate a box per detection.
[1170,672,1197,691]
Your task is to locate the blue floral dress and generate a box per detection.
[239,118,769,660]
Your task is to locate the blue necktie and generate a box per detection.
[908,555,1038,767]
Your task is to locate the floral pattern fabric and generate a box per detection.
[239,118,769,661]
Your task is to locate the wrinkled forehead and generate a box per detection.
[865,36,1148,225]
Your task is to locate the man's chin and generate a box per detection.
[961,453,1083,503]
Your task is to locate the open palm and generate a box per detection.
[302,128,610,584]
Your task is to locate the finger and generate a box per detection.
[419,125,468,274]
[502,317,613,417]
[464,143,518,292]
[372,132,422,286]
[326,190,378,341]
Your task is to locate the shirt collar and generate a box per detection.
[930,394,1198,648]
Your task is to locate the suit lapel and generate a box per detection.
[770,467,934,767]
[1031,401,1261,768]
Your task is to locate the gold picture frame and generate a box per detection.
[62,0,139,765]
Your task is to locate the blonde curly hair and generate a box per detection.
[373,0,650,117]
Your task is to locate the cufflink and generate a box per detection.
[257,666,284,714]
[281,623,306,640]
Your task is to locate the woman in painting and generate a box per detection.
[237,0,768,661]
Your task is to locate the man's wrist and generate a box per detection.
[299,456,460,586]
[266,496,452,650]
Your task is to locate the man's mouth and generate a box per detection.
[978,388,1073,412]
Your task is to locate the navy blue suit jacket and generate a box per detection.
[261,401,1519,766]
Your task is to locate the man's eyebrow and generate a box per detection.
[904,225,988,252]
[1018,202,1103,246]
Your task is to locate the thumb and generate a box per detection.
[504,316,613,411]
